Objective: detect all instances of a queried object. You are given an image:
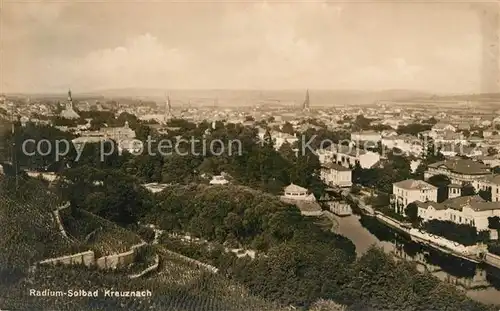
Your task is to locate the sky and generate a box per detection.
[1,1,498,94]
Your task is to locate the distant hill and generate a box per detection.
[72,88,435,107]
[411,93,500,102]
[6,88,434,107]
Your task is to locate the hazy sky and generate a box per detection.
[1,1,497,93]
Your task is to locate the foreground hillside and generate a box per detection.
[0,176,80,274]
[0,177,290,311]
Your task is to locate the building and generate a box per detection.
[381,134,423,155]
[415,195,500,232]
[424,159,491,185]
[60,89,80,120]
[281,183,322,216]
[474,175,500,202]
[391,179,438,215]
[209,175,229,185]
[318,144,380,169]
[282,183,315,201]
[328,200,352,216]
[350,131,381,142]
[432,123,456,133]
[303,90,310,111]
[320,163,352,188]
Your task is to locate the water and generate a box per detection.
[332,214,500,306]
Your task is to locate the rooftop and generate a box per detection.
[284,183,308,193]
[322,162,351,171]
[428,159,490,175]
[393,179,437,191]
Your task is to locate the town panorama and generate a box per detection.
[1,1,500,311]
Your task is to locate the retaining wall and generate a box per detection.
[485,252,500,268]
[95,242,146,270]
[39,250,95,267]
[164,249,218,273]
[129,254,160,279]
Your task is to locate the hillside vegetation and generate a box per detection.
[0,176,81,274]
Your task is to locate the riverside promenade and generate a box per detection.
[346,193,500,269]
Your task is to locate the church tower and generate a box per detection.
[67,89,73,110]
[303,89,310,111]
[164,93,172,124]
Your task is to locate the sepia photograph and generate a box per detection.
[1,0,500,310]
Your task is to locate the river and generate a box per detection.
[332,213,500,306]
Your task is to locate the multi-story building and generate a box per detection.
[424,159,491,185]
[391,179,438,215]
[317,144,380,169]
[381,134,423,156]
[320,163,352,188]
[416,195,500,231]
[474,175,500,202]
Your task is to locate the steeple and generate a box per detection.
[67,89,73,110]
[303,89,310,111]
[164,93,172,124]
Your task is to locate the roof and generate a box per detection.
[479,174,500,185]
[284,183,308,193]
[329,144,368,157]
[442,195,500,212]
[428,159,490,175]
[322,162,351,171]
[393,179,437,191]
[433,123,455,130]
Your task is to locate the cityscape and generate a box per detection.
[1,1,500,311]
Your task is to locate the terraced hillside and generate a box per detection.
[60,207,143,256]
[0,246,290,311]
[0,176,83,273]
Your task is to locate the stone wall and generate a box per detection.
[129,254,160,279]
[39,250,95,267]
[95,242,146,270]
[485,252,500,269]
[164,249,218,273]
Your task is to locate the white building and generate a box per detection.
[257,130,298,150]
[282,183,315,201]
[350,131,381,142]
[320,163,352,188]
[416,195,500,232]
[318,144,380,169]
[209,175,229,185]
[391,179,438,215]
[474,174,500,202]
[381,134,423,156]
[432,123,456,133]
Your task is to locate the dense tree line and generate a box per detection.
[422,220,490,246]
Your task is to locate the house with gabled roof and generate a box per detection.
[416,195,500,231]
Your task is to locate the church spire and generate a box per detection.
[303,89,310,111]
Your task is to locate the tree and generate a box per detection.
[350,184,361,195]
[405,202,419,223]
[427,174,451,203]
[461,183,476,196]
[478,188,492,201]
[281,122,295,135]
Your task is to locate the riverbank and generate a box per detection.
[346,193,500,270]
[331,213,500,305]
